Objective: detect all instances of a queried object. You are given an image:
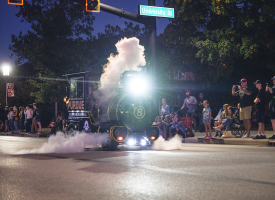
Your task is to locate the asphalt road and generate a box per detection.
[1,136,275,200]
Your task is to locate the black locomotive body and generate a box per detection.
[63,70,160,150]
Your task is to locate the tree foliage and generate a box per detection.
[10,0,95,103]
[160,0,275,85]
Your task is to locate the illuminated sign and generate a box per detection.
[67,100,85,110]
[8,0,23,5]
[139,5,174,18]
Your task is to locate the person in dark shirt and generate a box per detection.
[4,106,9,132]
[31,103,37,134]
[266,76,275,139]
[253,80,266,139]
[232,78,252,138]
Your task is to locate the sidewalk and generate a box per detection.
[0,128,48,138]
[185,130,275,146]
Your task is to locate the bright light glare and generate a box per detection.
[128,139,136,146]
[140,139,147,146]
[2,64,11,76]
[128,77,149,95]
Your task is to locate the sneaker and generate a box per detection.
[208,135,213,138]
[203,135,208,138]
[253,135,262,139]
[36,132,41,135]
[261,135,266,139]
[213,127,221,131]
[269,135,275,139]
[214,132,219,137]
[242,134,252,138]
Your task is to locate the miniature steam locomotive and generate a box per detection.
[63,70,160,150]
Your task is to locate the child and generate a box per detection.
[203,100,212,138]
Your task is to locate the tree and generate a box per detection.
[10,0,95,103]
[160,0,275,85]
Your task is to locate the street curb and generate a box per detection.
[0,132,48,137]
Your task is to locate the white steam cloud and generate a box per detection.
[98,37,146,100]
[153,135,184,150]
[17,132,109,154]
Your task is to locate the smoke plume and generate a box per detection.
[153,134,184,150]
[97,37,146,102]
[17,132,109,154]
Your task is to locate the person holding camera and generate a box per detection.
[232,78,252,138]
[266,76,275,139]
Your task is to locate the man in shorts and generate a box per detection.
[266,76,275,139]
[253,80,266,139]
[232,78,252,138]
[181,89,197,130]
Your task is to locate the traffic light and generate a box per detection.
[8,0,23,5]
[86,0,100,12]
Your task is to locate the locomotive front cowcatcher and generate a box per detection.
[63,70,160,150]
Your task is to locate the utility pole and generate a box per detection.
[148,0,157,79]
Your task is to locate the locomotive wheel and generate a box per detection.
[102,139,118,151]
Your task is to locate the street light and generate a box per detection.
[2,64,10,106]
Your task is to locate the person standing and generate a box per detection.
[35,104,42,134]
[266,76,275,139]
[12,106,19,134]
[160,98,170,117]
[4,106,9,132]
[181,89,197,130]
[8,107,14,133]
[197,93,205,131]
[19,107,25,132]
[232,78,252,138]
[202,100,212,138]
[31,103,38,134]
[24,105,33,134]
[253,80,266,139]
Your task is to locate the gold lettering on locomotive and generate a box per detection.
[134,106,145,119]
[67,100,84,110]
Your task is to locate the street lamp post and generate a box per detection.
[2,64,10,107]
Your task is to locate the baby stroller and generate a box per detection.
[230,107,245,137]
[180,117,195,137]
[178,108,195,137]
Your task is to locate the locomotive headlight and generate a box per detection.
[128,139,136,146]
[128,77,149,95]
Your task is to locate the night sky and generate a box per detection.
[0,0,170,65]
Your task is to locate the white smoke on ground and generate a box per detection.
[153,134,184,150]
[96,37,146,104]
[17,132,110,154]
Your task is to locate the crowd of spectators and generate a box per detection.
[0,103,42,134]
[154,75,275,140]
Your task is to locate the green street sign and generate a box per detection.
[138,5,174,18]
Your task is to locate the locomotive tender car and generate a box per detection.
[63,70,160,150]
